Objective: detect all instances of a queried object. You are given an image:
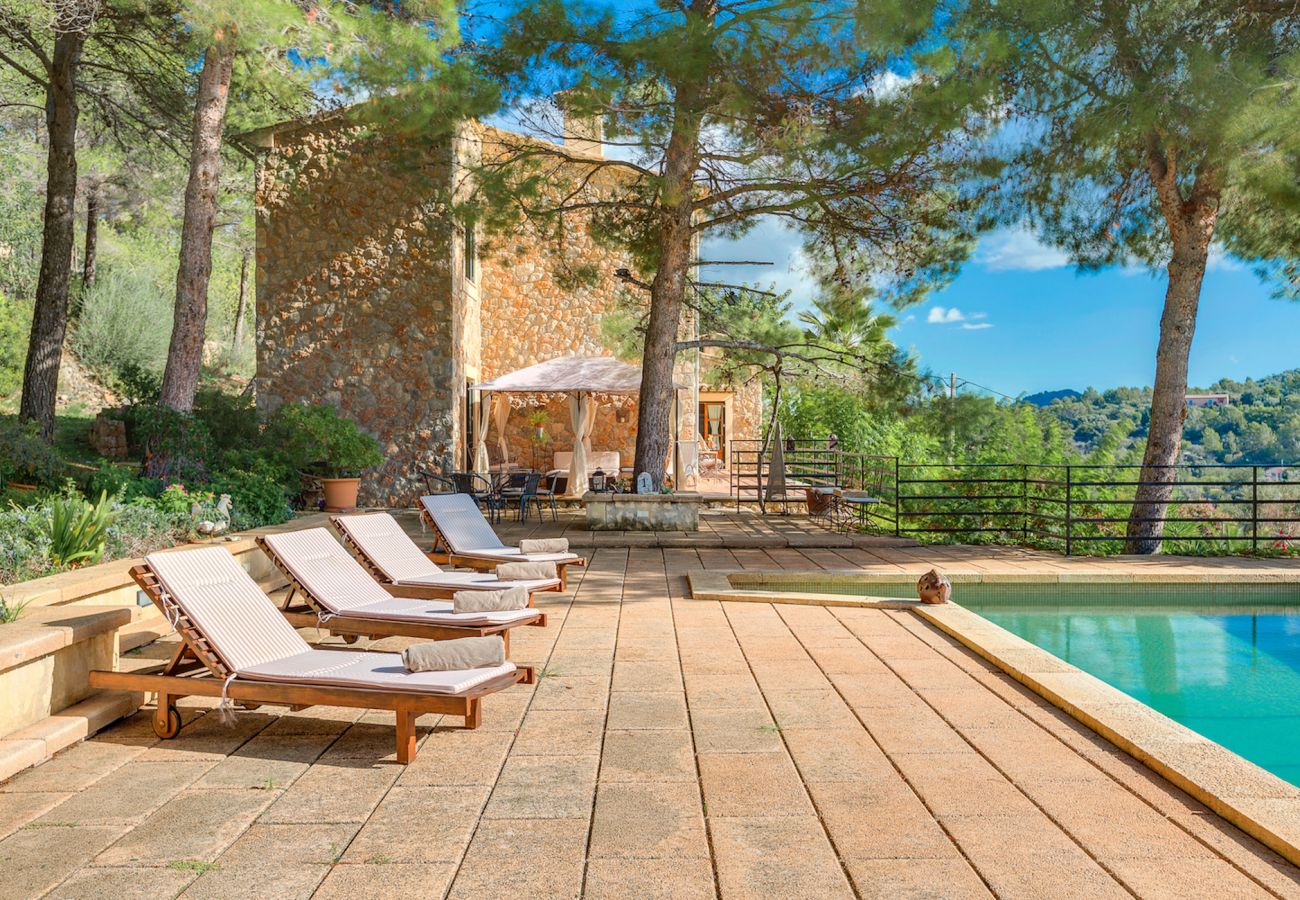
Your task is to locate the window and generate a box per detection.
[463,226,477,283]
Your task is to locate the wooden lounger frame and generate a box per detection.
[255,536,546,655]
[416,507,587,591]
[88,564,534,763]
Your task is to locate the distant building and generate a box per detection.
[1186,393,1231,409]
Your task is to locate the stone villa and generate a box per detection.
[248,110,760,504]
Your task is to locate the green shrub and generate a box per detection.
[0,290,31,400]
[267,403,384,477]
[133,405,213,484]
[0,494,193,585]
[44,490,117,568]
[70,267,173,384]
[104,502,190,560]
[0,419,64,487]
[205,463,293,531]
[114,362,162,406]
[151,482,211,517]
[86,461,158,502]
[193,388,260,453]
[0,504,54,583]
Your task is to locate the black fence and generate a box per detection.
[730,441,1300,555]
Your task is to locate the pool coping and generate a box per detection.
[687,568,1300,867]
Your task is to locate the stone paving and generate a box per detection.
[3,539,1300,898]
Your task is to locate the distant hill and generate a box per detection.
[1023,389,1081,407]
[1028,368,1300,465]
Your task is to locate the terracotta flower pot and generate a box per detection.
[320,477,362,512]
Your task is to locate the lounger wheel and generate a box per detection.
[342,633,361,645]
[153,704,182,740]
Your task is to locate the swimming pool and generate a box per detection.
[955,583,1300,787]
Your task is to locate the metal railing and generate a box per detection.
[729,439,899,533]
[730,441,1300,554]
[898,462,1300,554]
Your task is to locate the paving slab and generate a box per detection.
[342,785,485,863]
[588,782,708,860]
[95,787,276,866]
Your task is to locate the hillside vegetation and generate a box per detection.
[1040,370,1300,466]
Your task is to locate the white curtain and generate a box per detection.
[473,393,492,475]
[568,392,589,496]
[492,394,511,468]
[582,397,599,454]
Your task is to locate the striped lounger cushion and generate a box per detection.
[145,546,514,694]
[419,494,580,563]
[260,529,539,627]
[334,513,560,591]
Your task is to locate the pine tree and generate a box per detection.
[475,0,991,486]
[956,0,1300,552]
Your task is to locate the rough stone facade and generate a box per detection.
[254,118,761,505]
[254,119,463,504]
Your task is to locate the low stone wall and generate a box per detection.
[585,492,703,532]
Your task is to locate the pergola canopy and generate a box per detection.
[472,355,685,395]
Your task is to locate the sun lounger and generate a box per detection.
[88,546,532,762]
[330,512,565,597]
[418,493,587,589]
[257,528,546,653]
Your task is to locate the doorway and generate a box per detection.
[699,400,727,464]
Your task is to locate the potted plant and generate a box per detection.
[527,408,550,443]
[270,404,384,511]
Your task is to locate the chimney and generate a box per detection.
[558,94,604,158]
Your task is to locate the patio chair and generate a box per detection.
[516,472,546,523]
[419,468,455,495]
[533,471,560,522]
[258,528,547,654]
[331,512,563,598]
[419,493,587,590]
[451,472,502,522]
[88,546,533,763]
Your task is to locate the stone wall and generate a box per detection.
[254,118,764,503]
[731,378,764,453]
[254,119,462,505]
[477,129,639,380]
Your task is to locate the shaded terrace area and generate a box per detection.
[2,525,1298,898]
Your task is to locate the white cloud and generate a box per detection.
[927,306,967,324]
[1207,245,1243,273]
[928,305,993,331]
[864,70,918,100]
[978,228,1072,272]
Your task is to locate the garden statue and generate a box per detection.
[916,568,951,604]
[196,494,233,542]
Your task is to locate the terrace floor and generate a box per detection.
[3,518,1300,898]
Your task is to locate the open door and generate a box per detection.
[699,401,727,465]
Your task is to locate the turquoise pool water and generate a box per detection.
[957,584,1300,786]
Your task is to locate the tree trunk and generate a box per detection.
[232,246,250,350]
[82,183,99,288]
[157,42,235,413]
[18,29,85,439]
[632,72,708,487]
[1124,152,1219,553]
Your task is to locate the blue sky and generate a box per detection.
[702,222,1300,397]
